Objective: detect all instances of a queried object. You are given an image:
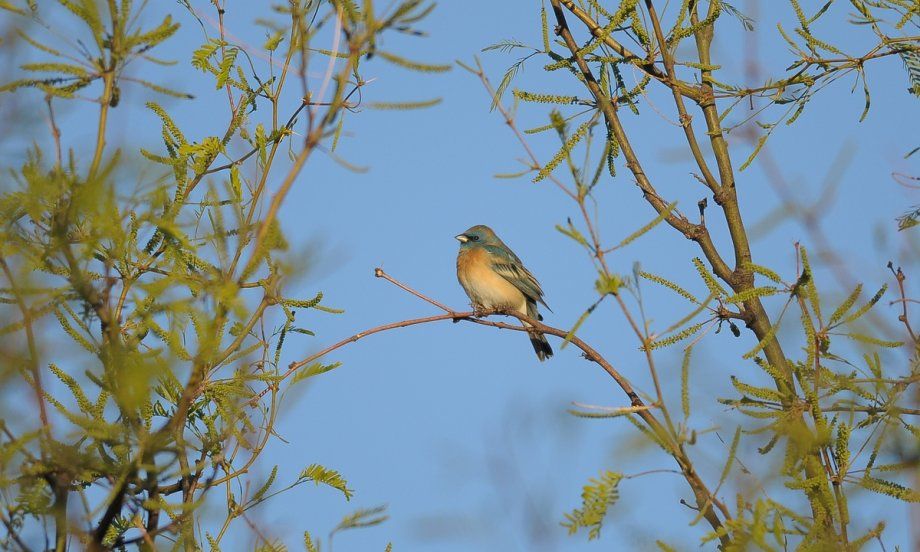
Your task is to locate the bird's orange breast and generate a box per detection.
[456,246,485,274]
[457,247,526,312]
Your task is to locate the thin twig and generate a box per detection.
[0,257,49,429]
[45,96,62,169]
[888,262,918,344]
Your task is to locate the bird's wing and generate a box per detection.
[483,245,551,310]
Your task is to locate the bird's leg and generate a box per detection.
[471,303,489,318]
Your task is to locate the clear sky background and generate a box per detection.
[2,0,918,550]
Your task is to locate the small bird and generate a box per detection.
[455,225,553,361]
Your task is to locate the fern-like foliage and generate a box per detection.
[562,471,622,540]
[901,51,920,97]
[300,464,354,500]
[897,205,920,230]
[331,505,389,536]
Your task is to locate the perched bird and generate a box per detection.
[455,225,553,361]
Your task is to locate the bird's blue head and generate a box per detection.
[455,225,500,248]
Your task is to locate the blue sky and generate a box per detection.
[3,0,919,550]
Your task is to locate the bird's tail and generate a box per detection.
[525,302,553,361]
[528,331,553,361]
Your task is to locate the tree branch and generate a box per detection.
[548,0,734,285]
[0,257,49,429]
[556,0,702,102]
[642,0,720,194]
[261,266,731,544]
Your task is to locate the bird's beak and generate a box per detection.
[455,234,469,243]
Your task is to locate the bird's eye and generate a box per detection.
[470,235,480,242]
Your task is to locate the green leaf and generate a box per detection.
[556,219,590,249]
[828,284,862,327]
[291,362,342,385]
[731,376,784,402]
[595,273,625,296]
[567,405,652,419]
[718,426,742,488]
[147,101,188,147]
[264,31,284,52]
[48,363,95,416]
[798,246,822,322]
[724,286,780,304]
[744,262,784,284]
[490,55,532,111]
[541,4,551,52]
[331,505,389,535]
[638,270,700,304]
[304,531,318,552]
[300,464,353,500]
[0,1,30,16]
[561,297,603,349]
[132,78,193,99]
[743,320,780,359]
[481,39,532,53]
[842,333,903,348]
[493,168,532,179]
[561,471,622,540]
[681,346,693,420]
[739,134,768,171]
[191,39,222,72]
[692,257,727,297]
[612,202,676,250]
[834,423,851,474]
[841,284,887,325]
[53,307,97,353]
[512,89,581,105]
[20,62,88,76]
[367,98,442,110]
[645,321,707,351]
[859,476,920,502]
[281,292,324,310]
[719,1,754,31]
[377,51,451,72]
[533,119,593,183]
[900,51,920,97]
[249,466,278,505]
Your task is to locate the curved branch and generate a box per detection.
[261,267,731,543]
